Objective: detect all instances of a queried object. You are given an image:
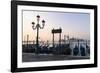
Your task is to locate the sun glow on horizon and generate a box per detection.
[22,10,90,42]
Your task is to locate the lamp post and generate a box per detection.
[32,15,45,54]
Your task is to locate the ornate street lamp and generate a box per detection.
[32,15,45,54]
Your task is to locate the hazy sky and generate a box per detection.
[22,10,90,42]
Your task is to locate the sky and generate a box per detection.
[22,10,90,42]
